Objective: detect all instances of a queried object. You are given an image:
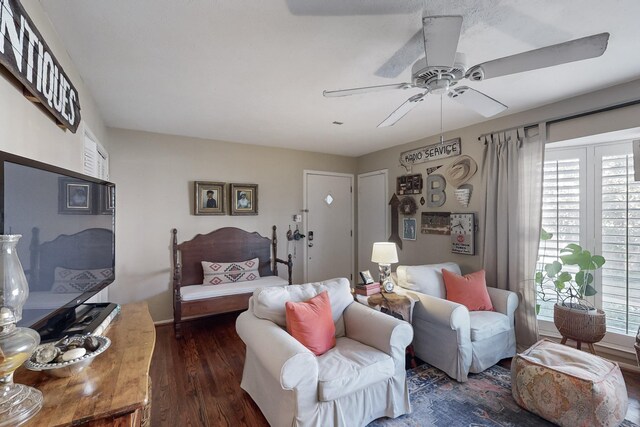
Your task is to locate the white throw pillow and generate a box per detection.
[201,258,260,285]
[252,277,352,337]
[396,262,461,299]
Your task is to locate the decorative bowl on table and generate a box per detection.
[24,335,111,378]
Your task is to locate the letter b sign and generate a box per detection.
[426,175,446,207]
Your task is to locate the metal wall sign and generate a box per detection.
[399,138,461,168]
[0,0,81,132]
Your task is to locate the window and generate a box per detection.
[537,140,640,344]
[83,127,109,180]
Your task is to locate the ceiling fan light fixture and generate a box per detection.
[430,79,450,95]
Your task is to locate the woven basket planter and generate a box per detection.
[553,303,606,344]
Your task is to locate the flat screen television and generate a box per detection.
[0,150,115,338]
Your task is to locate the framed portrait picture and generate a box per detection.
[359,270,374,284]
[99,184,115,215]
[403,217,417,240]
[59,178,93,214]
[230,183,258,215]
[194,181,225,215]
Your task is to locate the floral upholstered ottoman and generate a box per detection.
[511,339,628,427]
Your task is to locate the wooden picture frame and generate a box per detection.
[403,218,417,240]
[58,178,93,214]
[397,173,423,195]
[194,181,225,215]
[359,270,374,284]
[420,211,451,235]
[230,183,258,215]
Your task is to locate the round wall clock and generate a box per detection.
[399,196,418,215]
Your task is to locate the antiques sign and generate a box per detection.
[399,138,461,167]
[0,0,81,132]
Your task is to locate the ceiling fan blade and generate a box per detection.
[422,15,463,68]
[375,29,424,78]
[467,32,609,81]
[323,83,412,97]
[448,86,507,117]
[378,93,427,127]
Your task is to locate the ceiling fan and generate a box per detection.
[323,15,609,127]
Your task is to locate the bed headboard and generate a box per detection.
[172,226,276,287]
[29,227,115,292]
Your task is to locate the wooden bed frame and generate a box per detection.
[172,225,292,338]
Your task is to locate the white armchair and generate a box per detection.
[236,277,413,427]
[394,263,518,382]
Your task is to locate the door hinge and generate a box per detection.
[350,186,353,193]
[350,230,353,237]
[350,273,353,280]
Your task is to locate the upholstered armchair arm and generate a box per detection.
[398,288,470,331]
[236,308,318,390]
[343,302,413,359]
[487,287,519,325]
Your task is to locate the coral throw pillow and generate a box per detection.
[285,291,336,356]
[442,269,494,311]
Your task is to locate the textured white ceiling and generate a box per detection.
[39,0,640,156]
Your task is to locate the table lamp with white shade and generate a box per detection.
[371,242,399,292]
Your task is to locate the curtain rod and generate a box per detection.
[477,98,640,141]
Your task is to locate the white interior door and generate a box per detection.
[357,170,388,279]
[304,171,354,283]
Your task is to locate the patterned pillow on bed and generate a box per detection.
[201,258,261,285]
[52,267,114,293]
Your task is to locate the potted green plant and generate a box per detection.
[535,228,607,351]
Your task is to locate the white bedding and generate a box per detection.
[180,275,288,302]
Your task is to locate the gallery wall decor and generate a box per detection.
[399,196,418,215]
[230,183,258,215]
[388,193,402,250]
[454,184,473,208]
[426,174,447,208]
[194,181,225,215]
[421,212,451,235]
[397,173,423,195]
[444,155,478,188]
[426,165,443,175]
[58,178,93,214]
[399,138,461,169]
[450,212,476,255]
[403,218,417,241]
[0,0,81,132]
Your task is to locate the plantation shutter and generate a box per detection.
[598,152,640,335]
[537,156,582,320]
[83,130,109,180]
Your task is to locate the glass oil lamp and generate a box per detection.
[0,235,42,426]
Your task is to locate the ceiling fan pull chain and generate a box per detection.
[440,94,444,144]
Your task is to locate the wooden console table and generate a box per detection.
[15,302,156,427]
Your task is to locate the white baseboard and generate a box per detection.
[154,318,174,326]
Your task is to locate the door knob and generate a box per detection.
[308,243,314,247]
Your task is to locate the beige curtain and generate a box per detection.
[482,125,545,351]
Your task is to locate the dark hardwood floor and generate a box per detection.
[151,312,640,427]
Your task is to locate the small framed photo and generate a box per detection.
[403,218,417,240]
[230,183,258,215]
[59,178,93,214]
[194,181,225,215]
[359,270,374,284]
[99,185,115,215]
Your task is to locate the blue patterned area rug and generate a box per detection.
[369,363,637,427]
